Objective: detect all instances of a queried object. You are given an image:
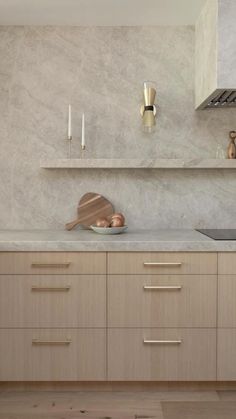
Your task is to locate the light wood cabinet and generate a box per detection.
[0,252,106,274]
[217,329,236,380]
[108,252,217,275]
[108,274,217,327]
[0,329,106,381]
[0,251,107,382]
[0,275,106,328]
[108,328,216,381]
[217,254,236,380]
[0,250,231,383]
[107,251,217,382]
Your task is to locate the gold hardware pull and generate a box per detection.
[31,263,71,268]
[32,339,71,345]
[143,262,182,267]
[143,285,182,290]
[143,339,182,345]
[31,286,71,292]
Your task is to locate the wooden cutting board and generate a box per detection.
[65,192,114,231]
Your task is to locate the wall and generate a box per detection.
[0,25,236,230]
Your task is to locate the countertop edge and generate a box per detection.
[0,240,235,252]
[0,230,235,251]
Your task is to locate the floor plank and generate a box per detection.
[217,390,236,400]
[0,390,219,403]
[0,412,161,419]
[0,391,164,418]
[161,401,236,419]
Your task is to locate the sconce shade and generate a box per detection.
[143,86,156,107]
[143,110,156,132]
[141,81,157,132]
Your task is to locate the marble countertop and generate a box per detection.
[0,229,235,251]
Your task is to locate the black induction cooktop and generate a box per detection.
[197,229,236,240]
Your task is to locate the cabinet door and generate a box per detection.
[108,328,216,381]
[108,275,216,327]
[0,329,106,381]
[0,275,106,327]
[218,329,236,381]
[108,252,217,275]
[218,275,236,327]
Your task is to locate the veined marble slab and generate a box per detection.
[0,229,235,251]
[2,26,236,231]
[40,159,236,169]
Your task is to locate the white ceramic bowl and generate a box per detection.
[90,225,128,235]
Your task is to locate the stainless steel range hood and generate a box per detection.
[195,0,236,110]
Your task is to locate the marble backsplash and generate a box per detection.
[0,25,236,230]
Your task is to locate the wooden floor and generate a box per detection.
[0,391,236,418]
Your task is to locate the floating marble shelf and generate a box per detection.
[40,158,236,169]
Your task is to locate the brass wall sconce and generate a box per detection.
[140,81,157,132]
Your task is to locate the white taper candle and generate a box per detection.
[68,104,71,138]
[81,113,85,149]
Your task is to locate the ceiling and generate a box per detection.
[0,0,206,26]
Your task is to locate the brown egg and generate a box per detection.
[95,218,110,228]
[110,216,124,227]
[111,213,125,224]
[114,213,125,224]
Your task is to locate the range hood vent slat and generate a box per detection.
[204,90,236,109]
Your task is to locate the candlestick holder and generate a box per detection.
[66,136,72,159]
[80,143,86,158]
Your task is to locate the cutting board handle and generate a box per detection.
[65,218,82,231]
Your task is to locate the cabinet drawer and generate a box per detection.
[218,253,236,274]
[0,252,106,274]
[218,329,236,380]
[0,275,106,327]
[108,328,216,381]
[108,275,217,327]
[0,329,106,381]
[108,253,217,275]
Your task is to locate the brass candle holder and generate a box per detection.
[67,136,72,159]
[80,143,86,159]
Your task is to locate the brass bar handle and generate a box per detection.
[143,285,182,290]
[143,262,182,267]
[32,339,71,345]
[143,339,182,345]
[31,263,71,268]
[31,286,71,292]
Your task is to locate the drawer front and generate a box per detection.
[108,275,217,327]
[218,275,236,327]
[0,329,106,381]
[108,328,216,381]
[218,253,236,275]
[0,275,106,327]
[108,253,217,275]
[0,252,106,274]
[217,329,236,380]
